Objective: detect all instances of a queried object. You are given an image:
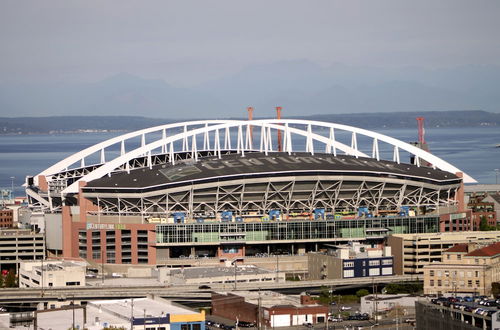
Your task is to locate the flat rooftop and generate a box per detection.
[168,265,274,279]
[90,297,199,318]
[84,152,460,192]
[220,291,319,309]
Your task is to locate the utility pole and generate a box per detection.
[233,259,237,290]
[72,295,75,330]
[101,250,104,285]
[257,288,262,330]
[275,254,279,282]
[130,298,134,330]
[143,309,146,330]
[41,254,44,298]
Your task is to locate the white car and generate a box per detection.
[340,306,352,311]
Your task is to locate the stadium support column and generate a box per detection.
[455,172,465,212]
[62,205,73,258]
[78,181,99,223]
[37,175,49,192]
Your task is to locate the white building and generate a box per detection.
[360,294,419,316]
[19,260,86,288]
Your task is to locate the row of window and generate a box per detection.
[343,258,393,268]
[430,279,480,287]
[343,267,393,277]
[429,270,481,277]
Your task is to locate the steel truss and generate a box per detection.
[85,176,459,220]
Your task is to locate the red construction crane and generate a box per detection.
[416,117,425,144]
[276,106,282,152]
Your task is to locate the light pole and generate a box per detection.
[10,177,14,200]
[275,253,279,282]
[495,169,499,185]
[232,259,238,290]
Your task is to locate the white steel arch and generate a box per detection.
[35,119,475,195]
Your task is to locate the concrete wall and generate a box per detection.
[386,236,404,275]
[45,213,63,251]
[307,253,342,280]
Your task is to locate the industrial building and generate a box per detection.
[2,296,205,330]
[212,291,328,327]
[308,243,393,279]
[158,264,285,286]
[25,118,474,267]
[387,231,500,275]
[19,260,86,288]
[360,294,419,316]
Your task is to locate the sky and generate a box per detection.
[1,0,500,87]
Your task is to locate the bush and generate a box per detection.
[356,289,370,298]
[5,271,17,288]
[384,282,422,294]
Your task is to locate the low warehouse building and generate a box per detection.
[19,260,86,288]
[212,291,328,327]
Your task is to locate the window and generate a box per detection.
[430,280,434,286]
[447,254,450,260]
[475,259,479,264]
[444,271,449,277]
[437,280,442,286]
[382,259,392,265]
[475,280,480,286]
[468,280,472,287]
[369,260,380,266]
[457,255,461,260]
[192,324,201,330]
[343,269,354,278]
[181,324,190,330]
[430,270,434,276]
[475,271,480,277]
[344,261,354,268]
[459,271,464,278]
[437,271,442,277]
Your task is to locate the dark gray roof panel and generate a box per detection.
[84,152,460,191]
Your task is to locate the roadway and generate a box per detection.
[0,275,421,304]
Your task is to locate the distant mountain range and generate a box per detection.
[1,110,498,135]
[1,61,500,118]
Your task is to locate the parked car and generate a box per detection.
[302,322,313,328]
[198,284,211,289]
[328,317,343,322]
[340,306,352,311]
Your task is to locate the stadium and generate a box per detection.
[26,119,475,265]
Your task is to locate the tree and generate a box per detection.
[0,274,4,288]
[4,270,17,288]
[479,216,491,231]
[356,289,370,298]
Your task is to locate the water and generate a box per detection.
[0,126,498,197]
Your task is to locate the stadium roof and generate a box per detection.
[84,152,460,192]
